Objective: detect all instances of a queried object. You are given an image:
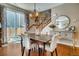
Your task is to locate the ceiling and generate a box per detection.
[10,3,63,12]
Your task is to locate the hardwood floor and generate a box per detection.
[0,43,79,56]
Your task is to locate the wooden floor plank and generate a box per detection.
[0,43,79,56]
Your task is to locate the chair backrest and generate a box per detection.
[50,33,59,50]
[20,33,31,50]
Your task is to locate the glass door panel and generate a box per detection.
[4,9,26,43]
[6,10,16,42]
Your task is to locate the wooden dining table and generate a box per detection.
[28,33,52,56]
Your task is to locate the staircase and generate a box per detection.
[28,16,51,32]
[37,17,51,31]
[28,9,51,33]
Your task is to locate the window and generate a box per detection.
[4,8,27,42]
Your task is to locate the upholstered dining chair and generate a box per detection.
[38,33,59,56]
[20,33,38,56]
[45,33,59,56]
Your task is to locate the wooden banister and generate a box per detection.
[37,18,51,31]
[28,17,51,31]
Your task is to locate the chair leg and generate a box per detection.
[51,51,54,56]
[34,47,36,52]
[43,43,45,56]
[28,49,31,56]
[22,47,25,56]
[31,48,33,51]
[40,48,43,55]
[55,48,58,56]
[38,48,41,56]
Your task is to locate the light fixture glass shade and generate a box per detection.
[29,12,39,17]
[29,13,32,17]
[29,3,39,19]
[36,12,39,16]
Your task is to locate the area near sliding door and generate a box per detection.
[3,8,27,43]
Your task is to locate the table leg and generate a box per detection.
[43,43,45,56]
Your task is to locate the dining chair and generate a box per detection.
[45,33,59,56]
[20,33,38,56]
[38,33,59,56]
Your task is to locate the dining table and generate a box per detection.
[28,33,52,56]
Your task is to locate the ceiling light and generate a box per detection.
[29,3,39,21]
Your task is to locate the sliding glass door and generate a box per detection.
[4,8,26,43]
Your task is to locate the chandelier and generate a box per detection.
[29,3,39,22]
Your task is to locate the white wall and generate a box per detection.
[41,3,79,47]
